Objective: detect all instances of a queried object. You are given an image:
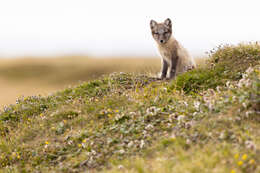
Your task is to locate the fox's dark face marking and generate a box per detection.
[150,18,172,44]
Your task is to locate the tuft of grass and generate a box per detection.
[170,43,260,93]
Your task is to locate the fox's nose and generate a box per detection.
[160,40,164,43]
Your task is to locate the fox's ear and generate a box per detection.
[150,20,157,29]
[164,18,172,28]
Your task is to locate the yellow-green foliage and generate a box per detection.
[0,43,259,173]
[171,43,260,93]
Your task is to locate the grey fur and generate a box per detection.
[160,59,168,79]
[150,18,196,80]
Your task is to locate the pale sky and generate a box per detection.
[0,0,260,57]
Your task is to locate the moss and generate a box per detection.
[171,67,225,93]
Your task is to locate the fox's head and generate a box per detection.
[150,18,172,44]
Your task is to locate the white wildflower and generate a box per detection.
[216,86,221,92]
[145,124,154,130]
[193,112,198,116]
[167,123,172,128]
[245,140,256,150]
[146,106,160,116]
[169,113,177,122]
[67,140,73,145]
[177,115,186,123]
[219,131,227,140]
[91,150,97,156]
[118,165,124,170]
[194,101,200,111]
[185,121,194,129]
[118,149,125,154]
[186,139,191,144]
[226,81,231,88]
[245,67,254,74]
[242,102,247,108]
[242,73,248,79]
[237,78,252,88]
[127,141,134,148]
[140,140,145,148]
[203,95,214,111]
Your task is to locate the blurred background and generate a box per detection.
[1,0,260,107]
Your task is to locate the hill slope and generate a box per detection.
[0,43,259,173]
[0,57,161,107]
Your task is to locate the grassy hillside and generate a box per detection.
[0,56,205,107]
[0,57,161,107]
[0,43,259,173]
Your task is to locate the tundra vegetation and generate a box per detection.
[0,43,259,173]
[0,57,161,107]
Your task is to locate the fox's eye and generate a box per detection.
[154,32,159,35]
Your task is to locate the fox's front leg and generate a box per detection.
[160,59,168,79]
[169,56,179,79]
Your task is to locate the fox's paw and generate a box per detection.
[157,77,165,80]
[166,77,175,81]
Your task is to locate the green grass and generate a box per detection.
[171,43,260,93]
[0,43,259,173]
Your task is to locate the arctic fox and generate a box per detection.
[150,18,196,79]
